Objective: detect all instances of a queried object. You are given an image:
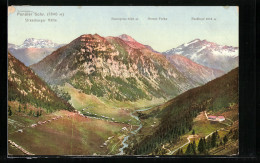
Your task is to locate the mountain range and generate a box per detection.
[163,39,238,72]
[7,34,239,156]
[8,38,64,66]
[29,34,229,101]
[30,34,196,101]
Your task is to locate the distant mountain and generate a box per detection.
[132,67,238,155]
[8,52,74,112]
[163,39,238,72]
[31,34,201,101]
[8,38,65,66]
[11,38,62,49]
[8,47,58,66]
[8,43,16,49]
[167,55,225,84]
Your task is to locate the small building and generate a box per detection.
[121,127,128,131]
[31,124,37,128]
[217,116,225,121]
[18,129,23,133]
[208,115,225,122]
[208,115,217,121]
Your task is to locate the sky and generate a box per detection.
[8,6,238,52]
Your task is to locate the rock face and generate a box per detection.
[30,34,204,101]
[166,54,225,84]
[163,39,238,72]
[8,38,64,66]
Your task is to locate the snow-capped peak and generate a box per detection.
[13,38,60,49]
[163,39,238,72]
[164,39,238,58]
[184,39,201,47]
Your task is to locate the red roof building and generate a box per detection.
[208,115,217,119]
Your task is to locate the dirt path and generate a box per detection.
[205,128,224,139]
[167,135,191,155]
[9,111,125,135]
[8,140,34,155]
[204,111,208,119]
[162,145,171,153]
[108,140,121,155]
[166,111,230,155]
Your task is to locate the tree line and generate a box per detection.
[8,103,43,117]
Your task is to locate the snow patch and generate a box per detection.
[184,39,200,47]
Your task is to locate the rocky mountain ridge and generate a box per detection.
[163,39,238,72]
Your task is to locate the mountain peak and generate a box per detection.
[190,38,201,42]
[14,38,60,49]
[24,38,54,43]
[163,39,238,72]
[117,34,146,49]
[118,34,136,42]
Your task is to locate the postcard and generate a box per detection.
[8,6,239,156]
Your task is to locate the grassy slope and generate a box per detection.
[130,68,238,155]
[170,104,238,155]
[59,83,139,124]
[8,106,133,155]
[8,52,74,112]
[60,83,165,125]
[7,52,136,155]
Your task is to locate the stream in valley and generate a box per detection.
[117,107,155,155]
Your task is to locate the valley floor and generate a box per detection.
[8,101,139,155]
[7,83,163,156]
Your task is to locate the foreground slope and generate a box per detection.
[8,52,74,112]
[8,53,130,155]
[8,109,132,155]
[129,67,238,155]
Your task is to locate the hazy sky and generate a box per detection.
[8,6,238,52]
